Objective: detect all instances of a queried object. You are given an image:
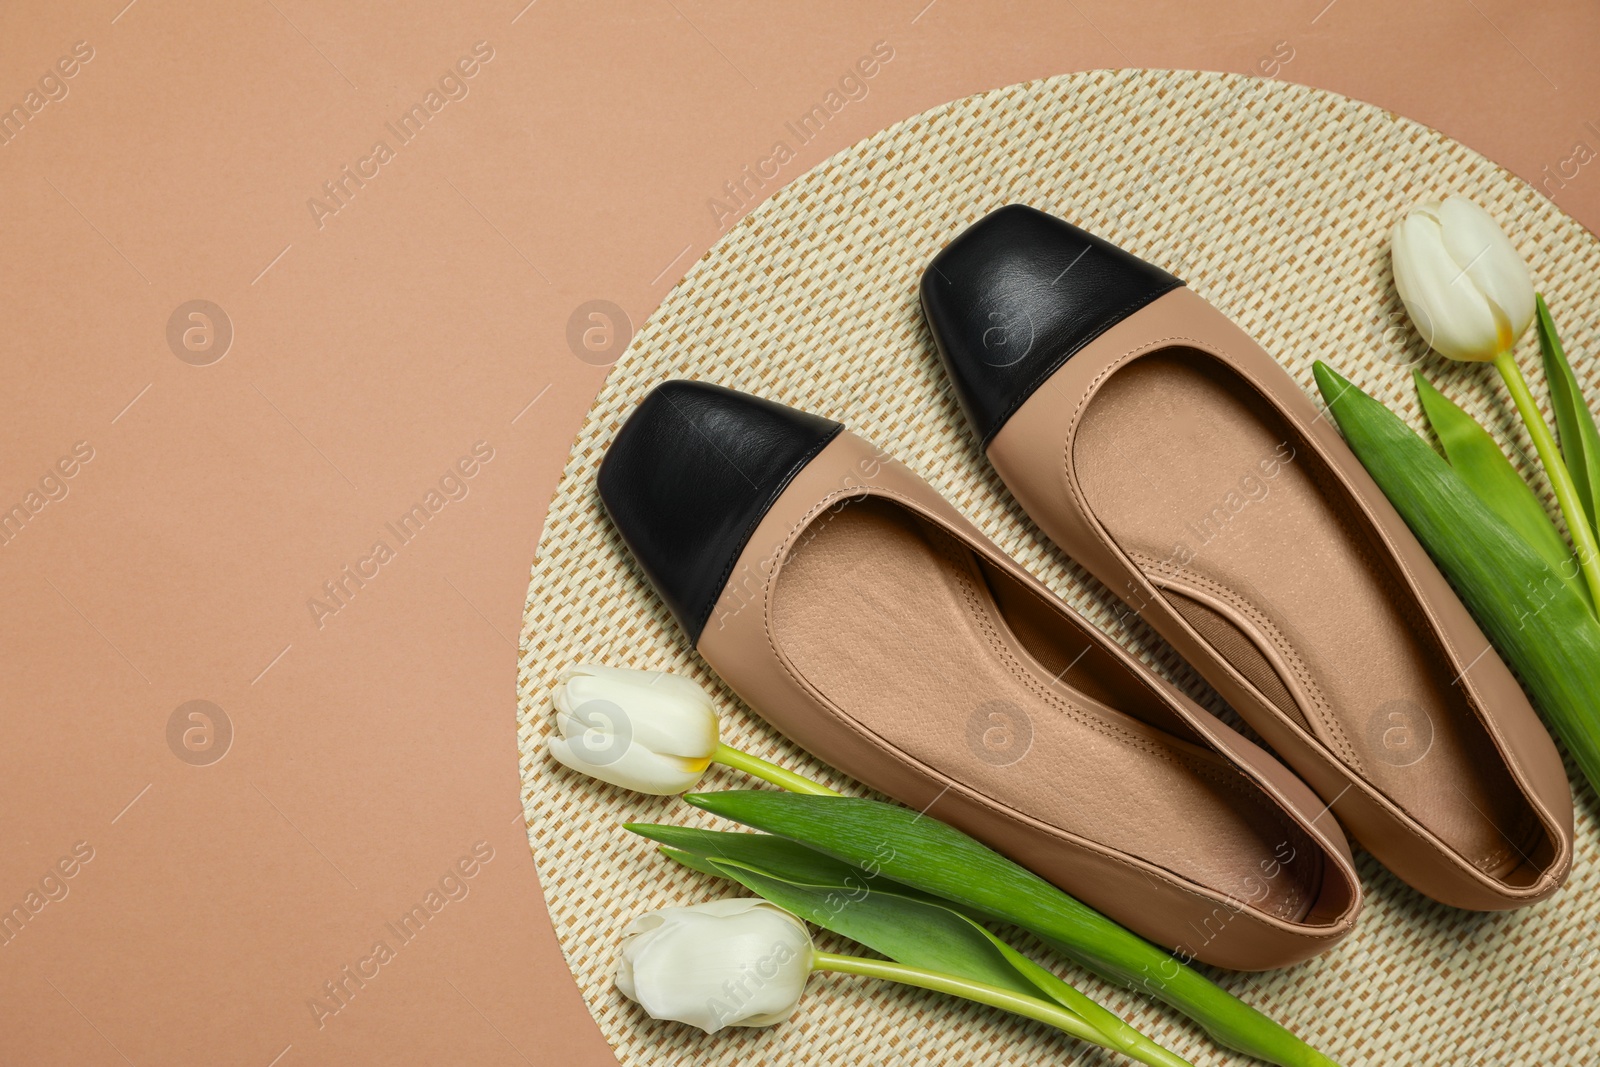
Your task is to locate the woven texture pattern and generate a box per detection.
[516,70,1599,1066]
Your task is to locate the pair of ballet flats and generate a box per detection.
[592,204,1573,971]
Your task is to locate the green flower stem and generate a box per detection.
[712,742,841,796]
[811,951,1191,1067]
[1494,350,1600,607]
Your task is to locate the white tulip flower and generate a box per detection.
[1385,197,1600,608]
[615,899,813,1033]
[1390,195,1536,363]
[547,665,720,795]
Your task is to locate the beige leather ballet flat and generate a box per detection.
[598,379,1361,970]
[920,204,1573,911]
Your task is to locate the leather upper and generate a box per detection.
[919,204,1183,447]
[597,380,842,644]
[696,427,1361,970]
[985,287,1573,910]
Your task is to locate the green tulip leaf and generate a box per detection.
[679,791,1338,1067]
[1536,294,1600,540]
[1316,360,1600,793]
[1413,372,1590,610]
[983,934,1139,1033]
[653,844,721,877]
[629,822,887,889]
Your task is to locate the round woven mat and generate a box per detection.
[516,69,1600,1066]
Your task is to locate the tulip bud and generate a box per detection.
[1390,195,1536,363]
[615,899,813,1033]
[546,665,720,795]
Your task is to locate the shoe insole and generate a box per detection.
[1073,348,1541,882]
[770,494,1319,919]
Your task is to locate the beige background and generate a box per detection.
[2,2,1597,1064]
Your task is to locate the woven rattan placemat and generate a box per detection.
[515,69,1599,1066]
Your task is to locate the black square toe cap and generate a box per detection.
[597,380,842,645]
[919,204,1184,448]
